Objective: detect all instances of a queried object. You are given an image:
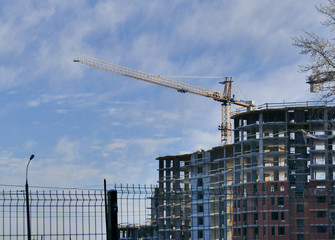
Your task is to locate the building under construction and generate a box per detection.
[73,54,335,240]
[156,101,335,240]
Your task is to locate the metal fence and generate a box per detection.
[2,183,335,240]
[0,184,157,240]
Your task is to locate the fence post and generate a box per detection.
[107,190,118,240]
[104,180,108,239]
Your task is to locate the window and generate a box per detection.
[263,213,265,221]
[278,197,284,206]
[281,212,285,220]
[197,192,203,200]
[273,183,278,191]
[197,178,203,187]
[317,211,326,218]
[262,198,265,207]
[280,185,285,191]
[197,166,203,174]
[297,234,304,240]
[297,219,304,228]
[198,217,204,225]
[297,204,304,213]
[332,212,335,222]
[317,196,326,203]
[318,226,327,233]
[254,198,258,208]
[271,197,275,206]
[278,227,285,235]
[198,230,203,238]
[237,228,241,236]
[271,227,275,236]
[263,227,266,236]
[254,227,259,236]
[254,213,258,223]
[198,204,203,213]
[253,184,258,193]
[243,199,247,209]
[243,214,247,224]
[271,212,279,220]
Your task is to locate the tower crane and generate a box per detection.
[74,53,254,145]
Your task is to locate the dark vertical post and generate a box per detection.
[107,190,118,240]
[104,179,109,239]
[25,154,34,240]
[25,181,31,240]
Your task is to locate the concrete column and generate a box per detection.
[259,112,264,182]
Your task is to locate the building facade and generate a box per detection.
[156,102,335,240]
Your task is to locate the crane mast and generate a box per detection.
[74,53,253,144]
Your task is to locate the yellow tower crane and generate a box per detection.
[74,53,254,145]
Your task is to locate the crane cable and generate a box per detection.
[162,75,229,79]
[179,93,185,150]
[234,82,248,102]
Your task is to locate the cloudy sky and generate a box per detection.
[0,0,328,188]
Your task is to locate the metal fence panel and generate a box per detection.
[0,184,157,240]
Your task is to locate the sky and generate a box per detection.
[0,0,329,188]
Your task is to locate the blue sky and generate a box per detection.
[0,0,327,188]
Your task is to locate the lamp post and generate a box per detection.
[25,154,34,240]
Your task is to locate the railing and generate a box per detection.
[232,100,335,115]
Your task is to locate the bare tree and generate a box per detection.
[293,0,335,99]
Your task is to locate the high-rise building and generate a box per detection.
[156,102,335,240]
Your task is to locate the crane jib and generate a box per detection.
[75,54,231,102]
[74,53,254,145]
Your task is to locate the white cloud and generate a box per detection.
[27,93,98,108]
[0,66,21,90]
[133,137,181,156]
[54,137,80,162]
[0,19,25,55]
[239,61,313,104]
[108,107,118,115]
[24,140,37,150]
[27,94,67,107]
[185,129,221,152]
[102,139,129,157]
[40,162,101,186]
[102,136,181,158]
[55,109,69,114]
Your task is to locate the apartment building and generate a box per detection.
[156,102,335,240]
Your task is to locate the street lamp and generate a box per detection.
[25,154,34,240]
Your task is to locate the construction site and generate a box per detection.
[2,55,335,240]
[76,55,335,240]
